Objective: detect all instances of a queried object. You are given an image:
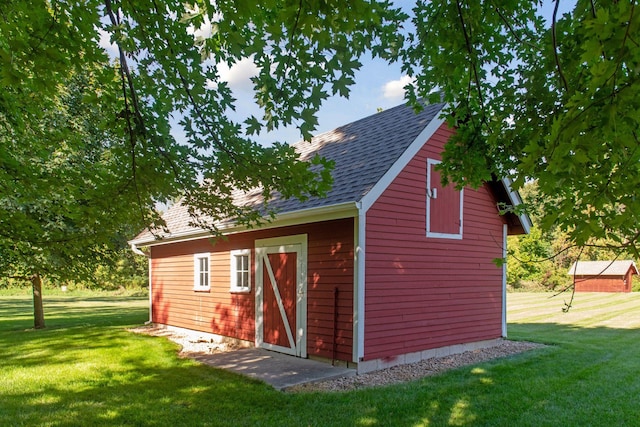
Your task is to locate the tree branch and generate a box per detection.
[553,78,639,146]
[612,2,636,92]
[145,0,251,167]
[283,0,305,76]
[455,0,485,108]
[557,246,583,312]
[103,0,147,228]
[490,2,539,50]
[104,0,145,135]
[552,0,569,93]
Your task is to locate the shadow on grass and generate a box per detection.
[1,296,639,426]
[1,344,282,426]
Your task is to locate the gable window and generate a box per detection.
[426,158,463,239]
[193,253,210,291]
[230,249,251,293]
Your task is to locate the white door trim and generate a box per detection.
[255,234,308,358]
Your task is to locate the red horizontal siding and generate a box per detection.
[150,218,354,362]
[574,277,631,293]
[150,250,255,341]
[363,123,506,361]
[305,219,354,362]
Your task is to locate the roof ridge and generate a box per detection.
[131,100,447,245]
[293,100,437,147]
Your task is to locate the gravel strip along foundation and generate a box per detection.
[130,326,544,392]
[289,340,544,392]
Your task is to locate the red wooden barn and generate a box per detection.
[567,260,638,293]
[129,102,531,373]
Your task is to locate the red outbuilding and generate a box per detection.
[129,102,531,373]
[568,260,638,293]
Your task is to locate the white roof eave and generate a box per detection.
[128,201,358,249]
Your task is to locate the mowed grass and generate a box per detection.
[1,292,639,426]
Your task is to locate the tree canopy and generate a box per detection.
[0,0,405,326]
[403,0,640,255]
[2,0,639,280]
[0,0,405,276]
[0,64,148,283]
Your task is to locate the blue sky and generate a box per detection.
[224,1,415,147]
[100,1,573,148]
[226,0,573,147]
[228,52,411,146]
[99,1,413,147]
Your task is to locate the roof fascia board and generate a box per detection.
[501,177,532,234]
[128,202,358,248]
[359,105,447,212]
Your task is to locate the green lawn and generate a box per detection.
[1,292,639,426]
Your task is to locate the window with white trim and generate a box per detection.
[426,158,464,239]
[230,249,251,292]
[193,253,210,291]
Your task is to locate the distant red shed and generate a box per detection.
[568,260,638,293]
[129,101,531,373]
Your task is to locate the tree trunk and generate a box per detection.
[31,273,46,329]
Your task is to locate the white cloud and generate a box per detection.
[382,75,414,100]
[97,29,119,59]
[217,57,260,91]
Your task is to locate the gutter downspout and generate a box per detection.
[354,201,366,364]
[146,256,153,325]
[502,224,508,337]
[130,243,153,325]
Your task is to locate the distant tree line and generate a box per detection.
[0,247,147,293]
[507,181,639,292]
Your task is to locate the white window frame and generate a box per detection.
[230,249,251,293]
[426,158,464,240]
[193,253,210,291]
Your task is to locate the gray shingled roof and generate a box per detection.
[568,260,639,277]
[133,102,445,243]
[264,101,444,211]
